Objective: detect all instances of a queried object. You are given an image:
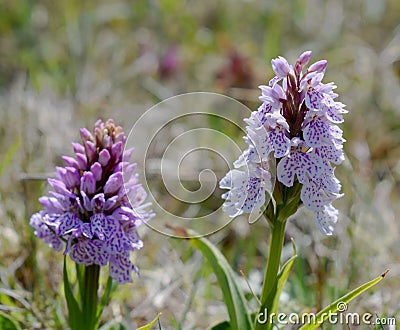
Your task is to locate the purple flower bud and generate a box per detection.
[39,196,62,213]
[91,193,105,212]
[308,60,327,73]
[90,162,102,181]
[80,171,96,195]
[112,206,140,221]
[111,141,123,161]
[94,119,103,126]
[114,132,126,144]
[123,163,137,181]
[64,167,81,188]
[113,162,123,173]
[62,156,79,169]
[56,166,67,179]
[81,190,92,211]
[80,128,94,142]
[123,147,135,162]
[76,153,88,170]
[76,196,85,213]
[48,178,76,198]
[102,135,111,149]
[298,51,312,66]
[98,149,111,166]
[128,185,147,207]
[85,141,97,164]
[94,127,103,146]
[104,172,123,195]
[104,195,119,211]
[72,142,85,154]
[271,56,290,77]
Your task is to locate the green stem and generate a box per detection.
[82,264,100,330]
[254,213,287,330]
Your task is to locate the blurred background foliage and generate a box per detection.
[0,0,400,329]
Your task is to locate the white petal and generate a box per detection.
[277,156,295,187]
[314,204,338,235]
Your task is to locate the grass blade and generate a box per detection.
[172,227,252,330]
[299,270,389,330]
[63,257,82,330]
[0,312,20,330]
[136,313,162,330]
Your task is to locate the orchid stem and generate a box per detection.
[82,264,100,330]
[254,210,287,330]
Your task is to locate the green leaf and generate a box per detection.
[0,312,20,330]
[136,313,162,330]
[299,270,389,330]
[174,228,252,330]
[63,257,82,330]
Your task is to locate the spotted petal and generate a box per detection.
[88,240,110,266]
[314,204,338,235]
[321,97,347,123]
[305,88,324,110]
[109,253,136,284]
[220,169,266,217]
[104,219,126,254]
[303,114,343,148]
[300,180,337,212]
[277,148,323,187]
[30,212,63,251]
[269,127,291,158]
[90,213,107,240]
[57,212,82,236]
[70,240,94,266]
[315,144,344,165]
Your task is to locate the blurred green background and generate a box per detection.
[1,0,399,329]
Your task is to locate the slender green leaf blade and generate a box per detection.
[272,253,297,312]
[179,228,252,330]
[136,313,162,330]
[0,312,20,330]
[63,257,82,329]
[299,270,389,330]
